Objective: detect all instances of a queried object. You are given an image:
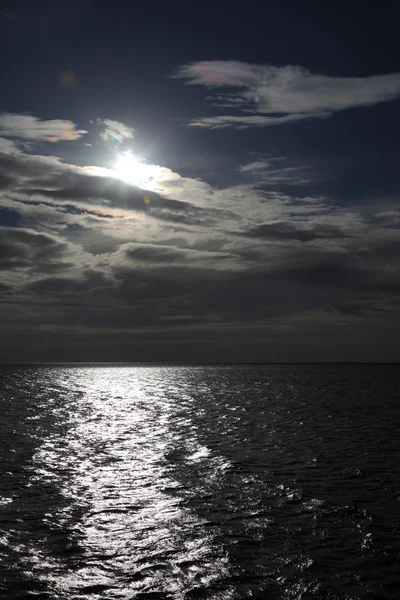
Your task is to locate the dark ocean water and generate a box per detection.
[0,364,399,600]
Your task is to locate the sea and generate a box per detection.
[0,364,399,599]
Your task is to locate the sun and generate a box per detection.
[113,151,164,190]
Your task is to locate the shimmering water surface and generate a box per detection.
[0,364,399,599]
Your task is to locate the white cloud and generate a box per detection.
[189,113,311,129]
[98,119,135,144]
[239,159,309,184]
[0,137,21,154]
[0,137,364,247]
[176,61,400,128]
[0,113,87,141]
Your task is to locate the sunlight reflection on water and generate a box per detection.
[2,364,400,599]
[31,367,233,598]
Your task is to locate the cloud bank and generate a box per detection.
[0,112,400,361]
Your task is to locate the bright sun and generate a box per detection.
[113,151,164,190]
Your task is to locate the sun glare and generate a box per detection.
[113,151,164,190]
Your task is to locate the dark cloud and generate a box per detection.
[0,282,13,294]
[0,173,16,190]
[20,253,400,335]
[2,236,398,364]
[331,303,397,316]
[280,261,367,288]
[0,227,73,271]
[242,222,349,242]
[124,243,198,264]
[28,269,115,296]
[121,243,235,268]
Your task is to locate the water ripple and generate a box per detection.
[0,364,399,599]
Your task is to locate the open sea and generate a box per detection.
[0,364,399,599]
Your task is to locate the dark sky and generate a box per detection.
[1,0,400,362]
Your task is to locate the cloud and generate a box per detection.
[189,113,315,129]
[28,269,115,296]
[0,113,86,141]
[98,119,135,144]
[176,61,400,128]
[242,222,349,242]
[331,303,395,316]
[114,242,239,270]
[1,126,400,362]
[0,148,240,230]
[0,137,21,154]
[239,159,309,185]
[0,227,73,271]
[0,138,366,251]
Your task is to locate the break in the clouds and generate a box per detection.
[98,119,136,144]
[177,61,400,128]
[0,113,87,141]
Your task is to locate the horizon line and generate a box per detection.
[1,361,399,366]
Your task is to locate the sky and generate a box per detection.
[1,1,400,362]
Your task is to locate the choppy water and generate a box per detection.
[0,364,399,599]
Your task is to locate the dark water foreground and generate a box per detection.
[0,364,399,599]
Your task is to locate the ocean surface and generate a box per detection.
[0,364,399,599]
